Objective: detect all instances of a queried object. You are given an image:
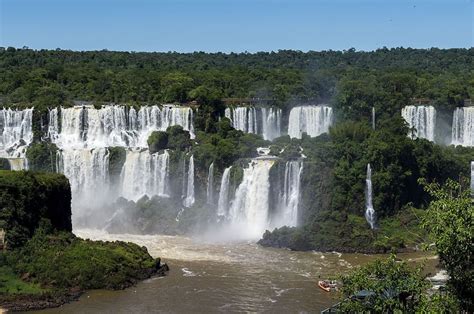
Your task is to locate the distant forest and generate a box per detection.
[1,47,473,117]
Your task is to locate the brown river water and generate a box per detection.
[31,229,437,314]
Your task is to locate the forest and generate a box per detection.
[0,47,473,114]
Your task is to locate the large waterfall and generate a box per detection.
[452,107,474,147]
[56,148,110,209]
[183,155,195,207]
[0,108,33,162]
[50,104,195,149]
[401,105,436,142]
[287,105,333,139]
[228,159,275,239]
[206,162,215,205]
[120,149,170,201]
[276,161,303,227]
[365,164,376,229]
[217,166,232,217]
[47,104,192,219]
[224,107,281,140]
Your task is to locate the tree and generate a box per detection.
[337,254,459,313]
[420,178,473,311]
[338,254,427,312]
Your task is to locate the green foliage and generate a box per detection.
[147,131,168,154]
[0,158,11,170]
[0,265,45,294]
[166,125,192,150]
[1,48,471,112]
[420,179,473,311]
[25,142,58,172]
[193,118,268,171]
[5,228,160,291]
[338,254,428,312]
[0,170,71,249]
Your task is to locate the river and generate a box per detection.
[32,229,437,314]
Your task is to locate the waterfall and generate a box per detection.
[57,148,110,210]
[183,155,195,207]
[288,105,333,139]
[225,107,282,140]
[217,166,232,217]
[365,164,376,229]
[52,105,195,149]
[452,107,474,147]
[207,162,215,205]
[261,108,282,140]
[471,161,474,196]
[401,105,436,142]
[120,149,170,201]
[47,107,60,142]
[372,107,376,130]
[228,159,275,239]
[0,108,33,158]
[276,161,303,227]
[7,158,28,170]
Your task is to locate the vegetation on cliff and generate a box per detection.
[0,170,168,311]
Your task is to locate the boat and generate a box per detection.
[318,280,337,292]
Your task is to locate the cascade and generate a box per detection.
[224,107,282,140]
[471,161,474,196]
[7,158,28,170]
[47,107,60,142]
[276,161,303,227]
[372,107,376,130]
[120,149,170,201]
[183,155,195,207]
[288,105,333,139]
[365,164,376,229]
[0,108,33,158]
[401,105,436,142]
[51,105,195,149]
[206,162,215,205]
[217,166,232,217]
[228,159,275,239]
[56,148,110,210]
[452,107,474,147]
[261,107,282,140]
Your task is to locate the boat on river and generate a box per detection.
[318,280,337,292]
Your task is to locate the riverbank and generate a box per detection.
[28,229,437,314]
[0,231,169,312]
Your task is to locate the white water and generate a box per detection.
[120,149,170,201]
[401,105,436,142]
[471,161,474,196]
[372,107,376,130]
[183,155,195,207]
[228,159,275,239]
[452,107,474,147]
[224,107,282,140]
[206,162,215,205]
[0,108,33,159]
[365,164,376,229]
[56,148,110,211]
[50,104,195,149]
[217,166,232,217]
[288,105,333,139]
[276,161,303,227]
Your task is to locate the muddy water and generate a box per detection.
[33,229,437,314]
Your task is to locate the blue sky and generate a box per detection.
[0,0,472,52]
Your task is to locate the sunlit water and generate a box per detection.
[31,229,437,314]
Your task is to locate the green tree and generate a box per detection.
[420,178,473,311]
